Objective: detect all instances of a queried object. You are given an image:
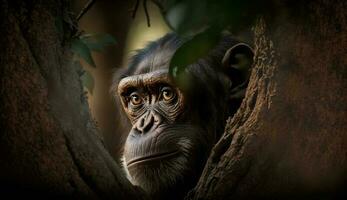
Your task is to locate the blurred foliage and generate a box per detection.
[152,0,270,36]
[169,27,220,83]
[71,33,116,94]
[71,37,96,67]
[80,70,95,94]
[151,0,273,81]
[73,59,94,95]
[80,33,117,52]
[71,33,117,67]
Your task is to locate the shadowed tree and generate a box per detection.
[184,1,347,199]
[0,0,146,199]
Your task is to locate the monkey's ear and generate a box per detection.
[222,43,254,100]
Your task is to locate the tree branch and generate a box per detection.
[143,0,151,27]
[131,0,140,18]
[76,0,97,21]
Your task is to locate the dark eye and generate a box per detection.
[161,87,175,101]
[129,92,142,106]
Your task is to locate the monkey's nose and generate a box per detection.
[135,112,159,134]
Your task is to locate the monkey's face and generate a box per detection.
[118,69,211,196]
[114,33,254,199]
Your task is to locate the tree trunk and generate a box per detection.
[0,1,146,199]
[189,1,347,199]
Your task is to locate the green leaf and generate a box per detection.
[71,38,96,67]
[155,0,263,35]
[169,28,221,78]
[80,33,117,52]
[164,0,209,36]
[80,70,95,94]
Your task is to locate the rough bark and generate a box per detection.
[0,1,146,199]
[189,1,347,199]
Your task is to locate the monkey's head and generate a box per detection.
[114,33,253,199]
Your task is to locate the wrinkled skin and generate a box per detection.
[113,33,253,200]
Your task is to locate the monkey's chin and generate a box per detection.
[126,154,194,198]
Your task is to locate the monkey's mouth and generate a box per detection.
[127,150,180,167]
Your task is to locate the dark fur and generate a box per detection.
[111,33,252,200]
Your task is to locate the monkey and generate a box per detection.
[112,33,253,200]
